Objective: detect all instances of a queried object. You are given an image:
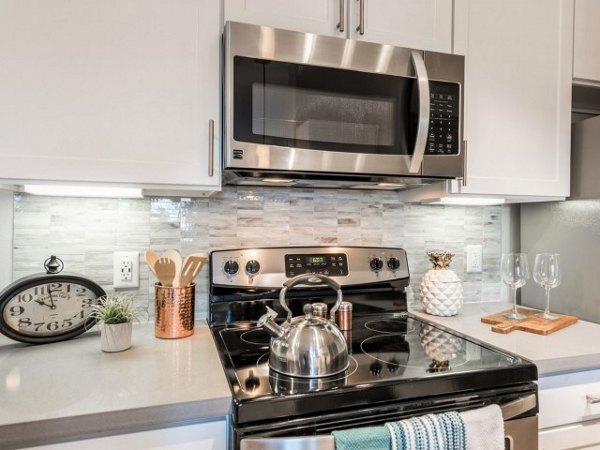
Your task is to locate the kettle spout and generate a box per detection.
[257,306,285,338]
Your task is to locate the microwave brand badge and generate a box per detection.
[233,149,244,160]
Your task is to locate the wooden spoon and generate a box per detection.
[178,253,208,287]
[163,249,183,287]
[154,257,177,287]
[145,250,159,277]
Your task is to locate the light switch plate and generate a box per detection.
[466,245,483,273]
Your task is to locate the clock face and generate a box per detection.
[0,274,106,344]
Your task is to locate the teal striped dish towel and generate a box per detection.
[332,425,392,450]
[385,411,466,450]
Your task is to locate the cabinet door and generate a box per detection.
[349,0,453,53]
[224,0,344,37]
[0,0,220,189]
[452,0,573,198]
[574,0,600,82]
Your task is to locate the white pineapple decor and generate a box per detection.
[419,251,463,316]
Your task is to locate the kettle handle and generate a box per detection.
[280,274,344,321]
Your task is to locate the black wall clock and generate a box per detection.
[0,256,106,344]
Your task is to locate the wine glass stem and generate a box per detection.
[512,286,518,315]
[544,287,551,316]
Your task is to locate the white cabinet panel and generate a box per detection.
[225,0,454,54]
[349,0,453,53]
[224,0,343,37]
[0,0,220,190]
[451,0,572,198]
[574,0,600,82]
[23,420,227,450]
[538,370,600,450]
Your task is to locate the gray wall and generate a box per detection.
[521,200,600,323]
[12,187,506,319]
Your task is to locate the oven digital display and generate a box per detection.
[307,256,325,265]
[285,253,348,277]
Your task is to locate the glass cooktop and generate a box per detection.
[212,313,537,424]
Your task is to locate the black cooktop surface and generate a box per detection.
[211,312,537,425]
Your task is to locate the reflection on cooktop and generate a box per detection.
[364,319,415,334]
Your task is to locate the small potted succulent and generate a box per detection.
[91,294,139,352]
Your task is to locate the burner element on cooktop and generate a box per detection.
[240,328,271,345]
[364,319,416,334]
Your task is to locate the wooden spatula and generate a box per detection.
[178,253,208,287]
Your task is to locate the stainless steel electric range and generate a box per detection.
[208,246,539,450]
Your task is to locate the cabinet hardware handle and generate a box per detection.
[208,119,215,177]
[337,0,345,32]
[356,0,364,35]
[408,51,429,174]
[462,140,468,187]
[587,394,600,404]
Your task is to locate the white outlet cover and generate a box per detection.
[113,251,140,289]
[466,245,483,273]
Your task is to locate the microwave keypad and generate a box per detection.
[427,82,460,155]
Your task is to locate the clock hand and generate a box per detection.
[47,288,56,310]
[33,299,54,308]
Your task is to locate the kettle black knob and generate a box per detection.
[387,257,400,271]
[223,260,239,275]
[245,259,261,275]
[369,258,383,272]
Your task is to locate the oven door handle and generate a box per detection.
[241,435,335,450]
[409,50,430,174]
[500,393,537,421]
[241,395,537,449]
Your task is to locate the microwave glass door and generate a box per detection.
[233,56,419,156]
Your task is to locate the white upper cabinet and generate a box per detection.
[573,0,600,83]
[349,0,453,53]
[224,0,344,37]
[0,0,220,191]
[225,0,455,53]
[449,0,573,200]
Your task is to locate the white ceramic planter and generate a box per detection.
[100,321,133,353]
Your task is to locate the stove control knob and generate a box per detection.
[369,257,383,272]
[245,260,260,275]
[387,257,400,271]
[223,260,239,275]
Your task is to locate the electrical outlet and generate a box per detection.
[113,251,139,288]
[466,245,483,273]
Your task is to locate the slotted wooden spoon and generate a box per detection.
[154,256,177,287]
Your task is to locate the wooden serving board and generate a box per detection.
[481,308,578,335]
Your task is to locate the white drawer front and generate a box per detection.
[539,419,600,450]
[539,370,600,429]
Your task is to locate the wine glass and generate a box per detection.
[533,253,562,320]
[501,253,529,320]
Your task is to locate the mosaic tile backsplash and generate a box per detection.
[12,187,504,319]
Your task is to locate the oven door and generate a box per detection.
[238,394,538,450]
[224,21,464,180]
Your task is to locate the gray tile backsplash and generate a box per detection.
[12,187,504,319]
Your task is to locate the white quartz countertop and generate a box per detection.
[0,322,231,449]
[410,302,600,377]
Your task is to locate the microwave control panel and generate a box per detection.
[427,81,461,155]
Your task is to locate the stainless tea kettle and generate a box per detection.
[257,273,349,378]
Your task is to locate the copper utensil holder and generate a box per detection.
[155,283,195,339]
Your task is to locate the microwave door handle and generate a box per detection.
[409,50,430,174]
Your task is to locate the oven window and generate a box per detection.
[233,56,418,155]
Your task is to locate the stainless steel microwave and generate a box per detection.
[223,21,465,191]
